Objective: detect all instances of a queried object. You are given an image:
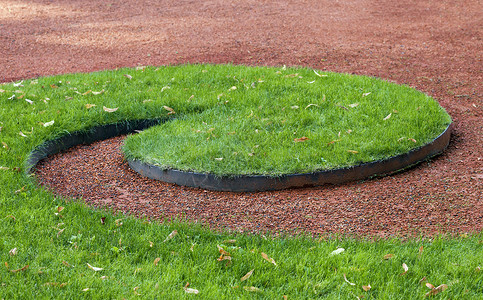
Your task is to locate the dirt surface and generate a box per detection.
[2,0,481,237]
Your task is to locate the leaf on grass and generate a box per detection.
[243,286,261,292]
[409,138,417,143]
[123,74,133,80]
[154,257,161,266]
[19,131,28,137]
[294,136,309,142]
[313,70,328,77]
[362,285,371,291]
[426,283,435,289]
[425,284,448,297]
[330,248,345,256]
[222,239,237,244]
[85,104,96,109]
[228,86,237,91]
[348,103,359,108]
[327,139,341,145]
[184,282,199,294]
[86,263,103,272]
[0,167,8,170]
[383,113,392,121]
[347,150,359,154]
[44,282,67,288]
[362,92,371,97]
[103,106,118,113]
[343,273,356,286]
[214,157,223,161]
[383,254,394,260]
[43,120,54,127]
[241,269,254,282]
[400,263,408,276]
[291,105,299,109]
[419,245,424,256]
[163,106,176,115]
[217,245,232,262]
[9,248,17,256]
[307,80,316,84]
[57,228,65,238]
[163,230,178,242]
[92,90,104,95]
[261,252,277,266]
[305,104,319,109]
[419,276,427,284]
[25,99,33,104]
[82,90,91,96]
[82,288,90,292]
[10,265,29,273]
[149,241,154,247]
[62,261,72,267]
[115,219,123,226]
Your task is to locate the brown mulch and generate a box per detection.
[2,0,481,237]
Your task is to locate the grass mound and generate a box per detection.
[122,64,451,176]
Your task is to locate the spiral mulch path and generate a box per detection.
[2,0,481,237]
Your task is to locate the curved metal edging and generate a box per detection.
[128,123,452,192]
[25,119,165,174]
[26,120,451,192]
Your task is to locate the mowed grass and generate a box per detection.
[122,65,451,176]
[1,65,480,299]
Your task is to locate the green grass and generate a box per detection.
[121,65,451,176]
[1,64,479,299]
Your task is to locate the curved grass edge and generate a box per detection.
[128,124,451,192]
[25,118,450,191]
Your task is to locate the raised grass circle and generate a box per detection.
[122,64,451,186]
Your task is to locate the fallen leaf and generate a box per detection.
[86,263,103,272]
[43,120,54,127]
[425,284,448,297]
[10,265,29,273]
[228,86,237,91]
[243,286,261,292]
[426,283,435,289]
[261,252,277,266]
[0,167,8,170]
[9,248,17,256]
[419,245,424,256]
[149,241,154,247]
[343,274,356,286]
[330,248,345,256]
[82,90,91,96]
[100,217,106,225]
[383,113,392,121]
[57,228,65,238]
[348,103,359,108]
[383,254,394,260]
[115,219,123,226]
[362,285,371,291]
[19,131,28,137]
[100,276,108,280]
[161,86,170,92]
[154,257,161,266]
[44,282,67,288]
[313,70,328,77]
[123,74,133,79]
[49,84,58,89]
[409,138,417,143]
[163,230,178,242]
[291,105,299,109]
[362,92,371,97]
[400,263,409,276]
[103,106,118,113]
[214,157,223,161]
[92,90,104,95]
[305,103,319,109]
[25,99,33,104]
[240,269,254,282]
[419,276,427,284]
[222,239,237,244]
[184,282,199,294]
[82,288,90,292]
[163,106,176,115]
[327,139,341,145]
[85,104,96,109]
[62,261,71,267]
[143,99,152,103]
[347,150,359,154]
[0,142,6,149]
[294,136,309,142]
[307,80,316,84]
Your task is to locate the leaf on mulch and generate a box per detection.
[240,269,254,282]
[103,106,118,113]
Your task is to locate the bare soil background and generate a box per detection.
[2,0,481,237]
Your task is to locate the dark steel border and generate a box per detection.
[25,119,164,174]
[128,124,452,192]
[26,120,451,193]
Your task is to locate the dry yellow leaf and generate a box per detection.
[103,106,118,113]
[261,252,277,266]
[240,269,254,282]
[10,265,29,273]
[154,257,161,266]
[362,285,371,291]
[294,136,309,142]
[383,254,394,260]
[163,106,176,115]
[243,286,261,292]
[425,284,448,297]
[85,104,96,109]
[86,263,103,272]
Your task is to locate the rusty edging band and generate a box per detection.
[128,123,452,192]
[26,120,451,193]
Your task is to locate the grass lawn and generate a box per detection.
[0,65,480,299]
